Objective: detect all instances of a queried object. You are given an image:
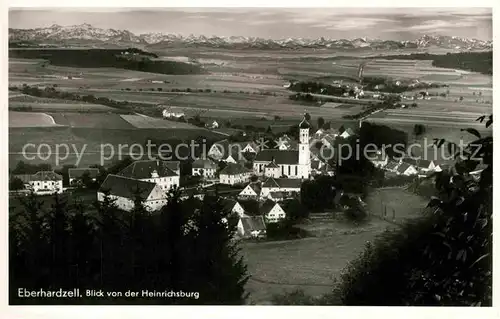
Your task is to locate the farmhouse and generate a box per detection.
[221,198,246,218]
[368,151,389,168]
[208,139,254,163]
[98,174,167,212]
[253,116,311,179]
[260,199,286,223]
[15,171,63,195]
[396,162,418,176]
[239,182,262,199]
[260,177,302,198]
[192,158,218,178]
[236,216,267,239]
[68,168,99,186]
[401,158,439,172]
[117,160,180,191]
[219,163,253,185]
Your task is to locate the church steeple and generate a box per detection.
[299,114,311,129]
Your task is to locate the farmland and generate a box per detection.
[9,47,492,171]
[9,111,58,127]
[242,187,429,304]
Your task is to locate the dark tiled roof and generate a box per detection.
[385,161,399,171]
[15,171,63,182]
[402,158,433,169]
[192,158,217,169]
[221,198,239,213]
[99,174,157,200]
[260,199,278,215]
[254,150,299,165]
[219,163,252,175]
[262,177,302,189]
[396,162,413,174]
[266,161,279,168]
[118,160,179,179]
[240,216,266,232]
[238,199,261,215]
[268,191,287,199]
[68,168,99,179]
[299,117,311,129]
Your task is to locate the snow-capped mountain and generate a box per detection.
[8,24,493,51]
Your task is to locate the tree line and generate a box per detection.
[10,189,249,305]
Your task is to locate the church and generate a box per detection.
[253,116,311,179]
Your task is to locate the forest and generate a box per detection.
[9,48,205,75]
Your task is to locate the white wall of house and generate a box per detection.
[401,166,418,176]
[231,203,245,217]
[142,176,179,192]
[224,155,238,164]
[220,172,251,185]
[208,145,224,160]
[242,144,257,153]
[28,180,63,195]
[264,167,281,178]
[261,186,300,198]
[97,184,167,212]
[265,204,286,223]
[192,167,216,178]
[239,184,259,198]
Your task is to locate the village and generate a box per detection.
[9,112,454,240]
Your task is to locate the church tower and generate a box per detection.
[298,115,311,178]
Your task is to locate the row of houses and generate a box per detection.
[368,151,442,176]
[13,168,100,195]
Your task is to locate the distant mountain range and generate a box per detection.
[9,23,493,51]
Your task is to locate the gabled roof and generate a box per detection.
[299,116,311,129]
[118,160,179,179]
[221,198,239,213]
[238,199,261,215]
[219,163,252,175]
[385,161,399,171]
[265,161,280,168]
[240,216,267,232]
[99,174,157,200]
[15,171,63,182]
[397,162,414,174]
[254,150,299,165]
[242,182,262,195]
[262,177,302,189]
[192,158,217,170]
[68,168,99,179]
[402,158,433,169]
[260,199,279,215]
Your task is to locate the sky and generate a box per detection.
[9,7,493,40]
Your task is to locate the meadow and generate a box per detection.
[242,187,429,304]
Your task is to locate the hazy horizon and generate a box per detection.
[9,7,492,41]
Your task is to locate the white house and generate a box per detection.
[219,163,253,185]
[117,160,180,192]
[68,168,99,186]
[206,120,219,129]
[401,158,437,173]
[238,182,262,199]
[368,151,389,168]
[15,171,63,195]
[264,160,281,178]
[253,116,311,179]
[98,174,167,212]
[208,139,250,163]
[236,216,267,239]
[260,199,286,223]
[192,158,218,178]
[221,199,246,218]
[162,109,185,119]
[260,177,302,199]
[396,162,418,176]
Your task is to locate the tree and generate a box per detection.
[413,124,426,137]
[304,113,311,121]
[317,117,325,128]
[9,177,24,191]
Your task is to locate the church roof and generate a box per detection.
[254,150,299,165]
[299,116,311,129]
